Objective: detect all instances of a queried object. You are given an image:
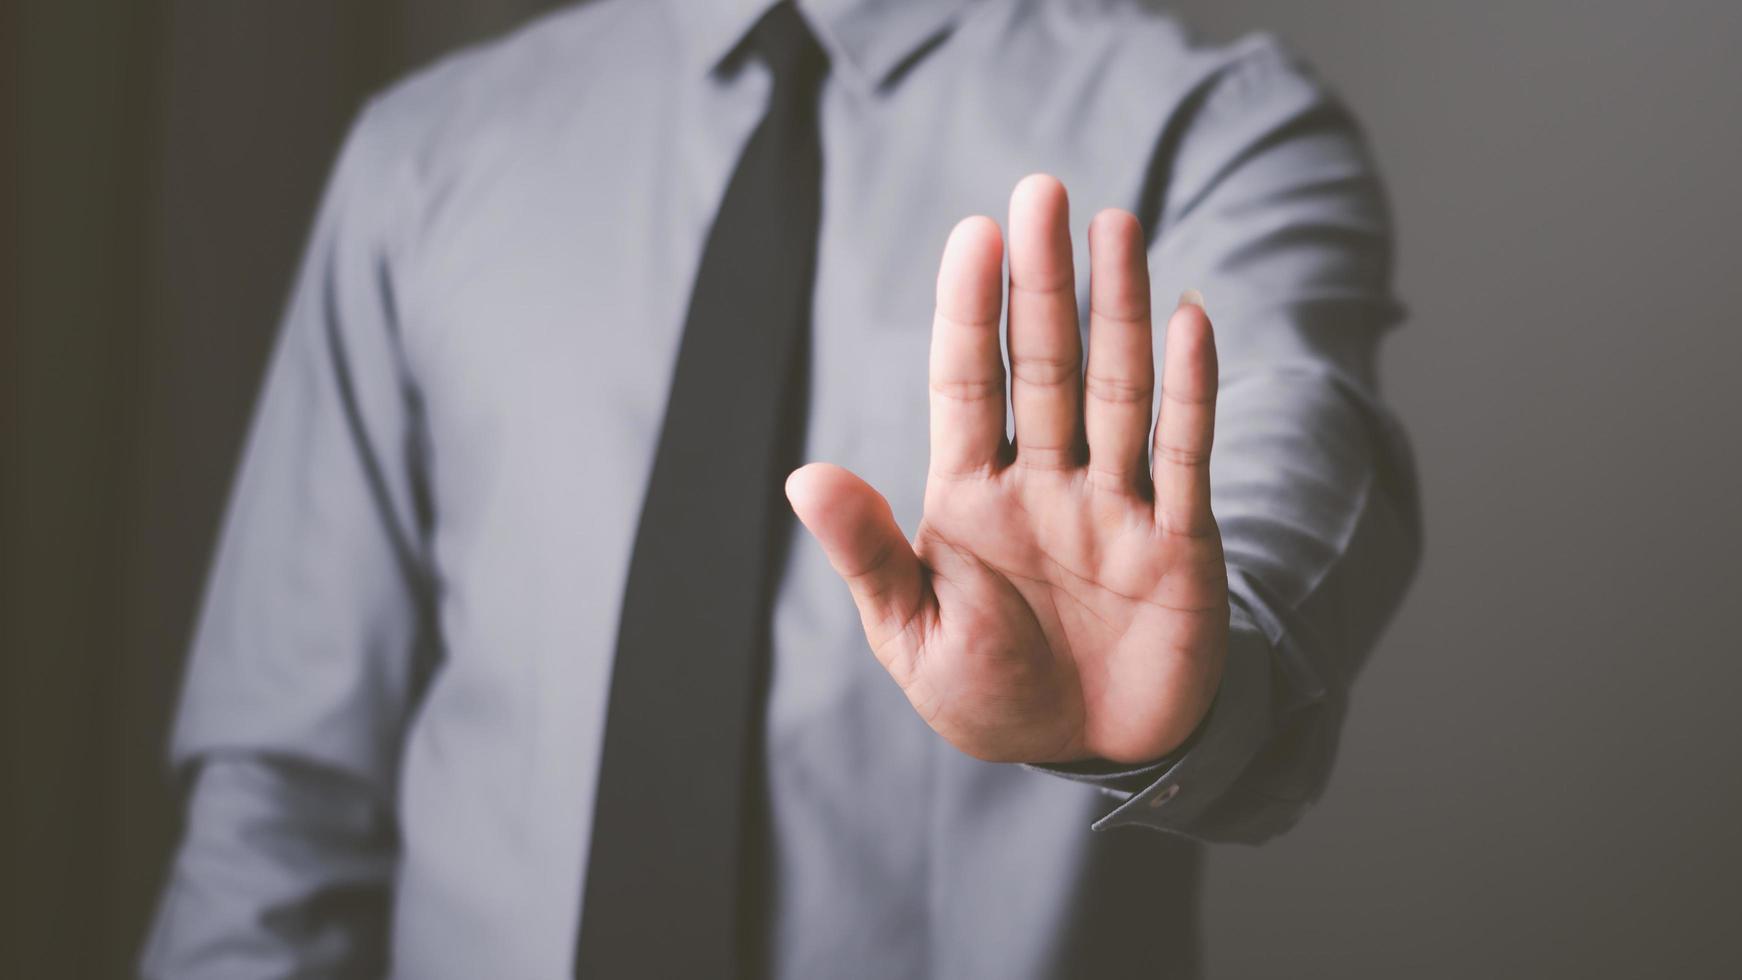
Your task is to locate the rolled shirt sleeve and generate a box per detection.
[1042,39,1422,843]
[142,99,434,978]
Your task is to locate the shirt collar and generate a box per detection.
[666,0,976,92]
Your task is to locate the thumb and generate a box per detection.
[785,463,928,664]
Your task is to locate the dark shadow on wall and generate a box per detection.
[3,3,559,975]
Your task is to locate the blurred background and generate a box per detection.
[4,1,1738,976]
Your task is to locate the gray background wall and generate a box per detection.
[1170,2,1742,977]
[4,1,1738,976]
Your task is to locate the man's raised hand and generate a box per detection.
[786,175,1229,765]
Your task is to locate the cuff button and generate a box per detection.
[1147,783,1181,809]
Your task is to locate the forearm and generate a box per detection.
[1192,362,1419,840]
[1066,34,1423,838]
[141,756,396,979]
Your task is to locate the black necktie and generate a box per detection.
[574,5,827,977]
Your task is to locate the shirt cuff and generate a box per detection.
[1026,603,1277,834]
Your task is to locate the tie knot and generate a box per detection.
[751,2,828,89]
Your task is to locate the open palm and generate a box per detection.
[787,175,1228,766]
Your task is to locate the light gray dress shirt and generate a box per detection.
[143,0,1420,977]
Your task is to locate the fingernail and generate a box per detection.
[1178,288,1206,310]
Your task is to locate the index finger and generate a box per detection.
[928,216,1008,479]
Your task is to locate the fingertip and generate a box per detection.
[787,469,859,568]
[784,463,810,505]
[788,460,889,515]
[784,462,835,524]
[944,215,1004,264]
[1017,170,1066,197]
[1164,299,1218,381]
[938,216,1006,317]
[951,213,1001,239]
[1008,175,1074,292]
[1089,207,1142,245]
[1168,295,1214,341]
[1010,173,1069,225]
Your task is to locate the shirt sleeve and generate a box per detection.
[141,99,435,977]
[1042,39,1422,843]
